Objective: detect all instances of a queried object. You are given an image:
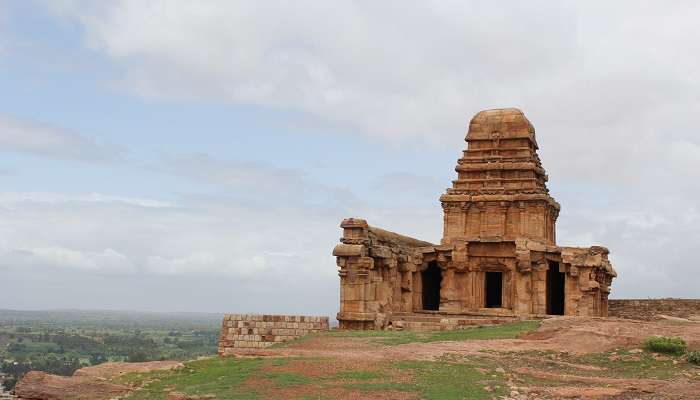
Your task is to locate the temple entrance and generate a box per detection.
[547,262,565,315]
[484,271,503,308]
[421,261,441,311]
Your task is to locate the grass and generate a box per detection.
[264,371,311,387]
[579,349,687,380]
[643,336,687,355]
[395,359,507,399]
[119,354,511,399]
[508,348,699,381]
[341,381,417,393]
[334,370,384,380]
[115,338,696,400]
[324,320,541,345]
[122,357,264,400]
[688,350,700,365]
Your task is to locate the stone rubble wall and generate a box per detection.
[218,314,329,354]
[608,299,700,321]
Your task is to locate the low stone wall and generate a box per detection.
[218,314,329,354]
[609,299,700,321]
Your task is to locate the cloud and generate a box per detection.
[0,188,345,314]
[44,1,700,188]
[158,153,359,207]
[42,1,576,139]
[0,113,124,162]
[0,190,339,277]
[7,246,135,273]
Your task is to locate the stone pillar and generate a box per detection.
[531,262,548,315]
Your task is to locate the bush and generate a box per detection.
[643,336,687,355]
[688,350,700,365]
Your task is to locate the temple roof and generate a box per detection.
[466,108,537,148]
[441,108,556,200]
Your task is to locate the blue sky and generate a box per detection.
[1,1,699,317]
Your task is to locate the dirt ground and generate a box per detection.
[13,317,700,400]
[232,316,700,399]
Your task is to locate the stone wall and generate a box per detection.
[218,314,329,354]
[609,299,700,321]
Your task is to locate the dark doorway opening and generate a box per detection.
[421,261,441,311]
[484,271,503,308]
[547,262,565,315]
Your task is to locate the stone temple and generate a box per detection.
[333,108,617,330]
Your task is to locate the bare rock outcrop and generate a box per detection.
[14,361,183,400]
[13,371,130,400]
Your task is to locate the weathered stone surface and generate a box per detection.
[218,314,329,354]
[333,108,617,330]
[14,362,182,400]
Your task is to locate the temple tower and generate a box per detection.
[440,108,560,245]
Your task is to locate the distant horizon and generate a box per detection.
[3,296,700,317]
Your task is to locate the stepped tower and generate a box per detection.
[440,108,559,245]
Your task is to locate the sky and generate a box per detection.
[0,1,699,318]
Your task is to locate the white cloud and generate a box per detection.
[0,113,123,162]
[158,153,359,208]
[0,189,344,279]
[7,246,135,272]
[42,1,575,139]
[42,1,700,189]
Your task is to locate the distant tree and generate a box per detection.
[126,351,149,363]
[7,342,26,353]
[89,353,107,366]
[2,376,17,391]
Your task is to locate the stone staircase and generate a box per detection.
[388,310,532,332]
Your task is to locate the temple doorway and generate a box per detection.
[485,271,503,308]
[421,261,441,311]
[547,262,565,315]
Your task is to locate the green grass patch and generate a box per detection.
[326,320,541,346]
[122,357,265,400]
[395,360,506,399]
[341,381,417,393]
[264,371,311,387]
[571,349,691,380]
[426,320,541,342]
[643,336,687,355]
[334,370,384,380]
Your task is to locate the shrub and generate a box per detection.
[688,350,700,365]
[643,336,687,355]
